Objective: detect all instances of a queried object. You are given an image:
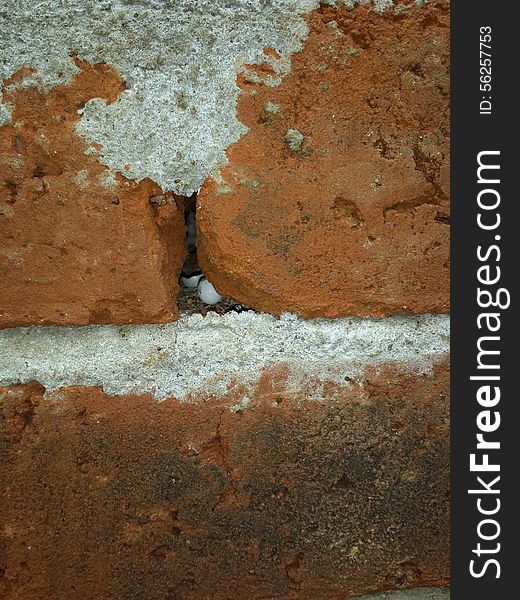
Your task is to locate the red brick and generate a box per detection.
[198,1,450,317]
[0,61,185,328]
[0,359,449,599]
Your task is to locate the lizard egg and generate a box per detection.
[197,278,222,305]
[181,273,203,288]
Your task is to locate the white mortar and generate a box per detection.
[0,312,449,403]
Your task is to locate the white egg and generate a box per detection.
[181,273,203,288]
[197,278,222,305]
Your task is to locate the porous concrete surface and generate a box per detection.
[353,589,449,600]
[322,0,395,9]
[0,0,317,194]
[0,312,449,401]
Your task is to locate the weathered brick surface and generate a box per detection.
[1,2,450,326]
[198,1,450,317]
[0,4,450,596]
[0,61,185,328]
[0,359,449,600]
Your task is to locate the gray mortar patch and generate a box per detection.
[353,589,449,600]
[0,102,11,127]
[321,0,394,11]
[0,312,449,403]
[0,0,318,195]
[0,0,414,194]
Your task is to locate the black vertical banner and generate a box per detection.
[451,1,517,598]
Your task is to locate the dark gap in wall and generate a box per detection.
[180,193,199,277]
[175,193,250,316]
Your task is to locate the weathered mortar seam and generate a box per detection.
[0,312,449,403]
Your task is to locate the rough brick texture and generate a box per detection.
[0,359,449,600]
[198,1,450,317]
[1,2,450,598]
[0,61,185,328]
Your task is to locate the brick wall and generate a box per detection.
[0,1,450,598]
